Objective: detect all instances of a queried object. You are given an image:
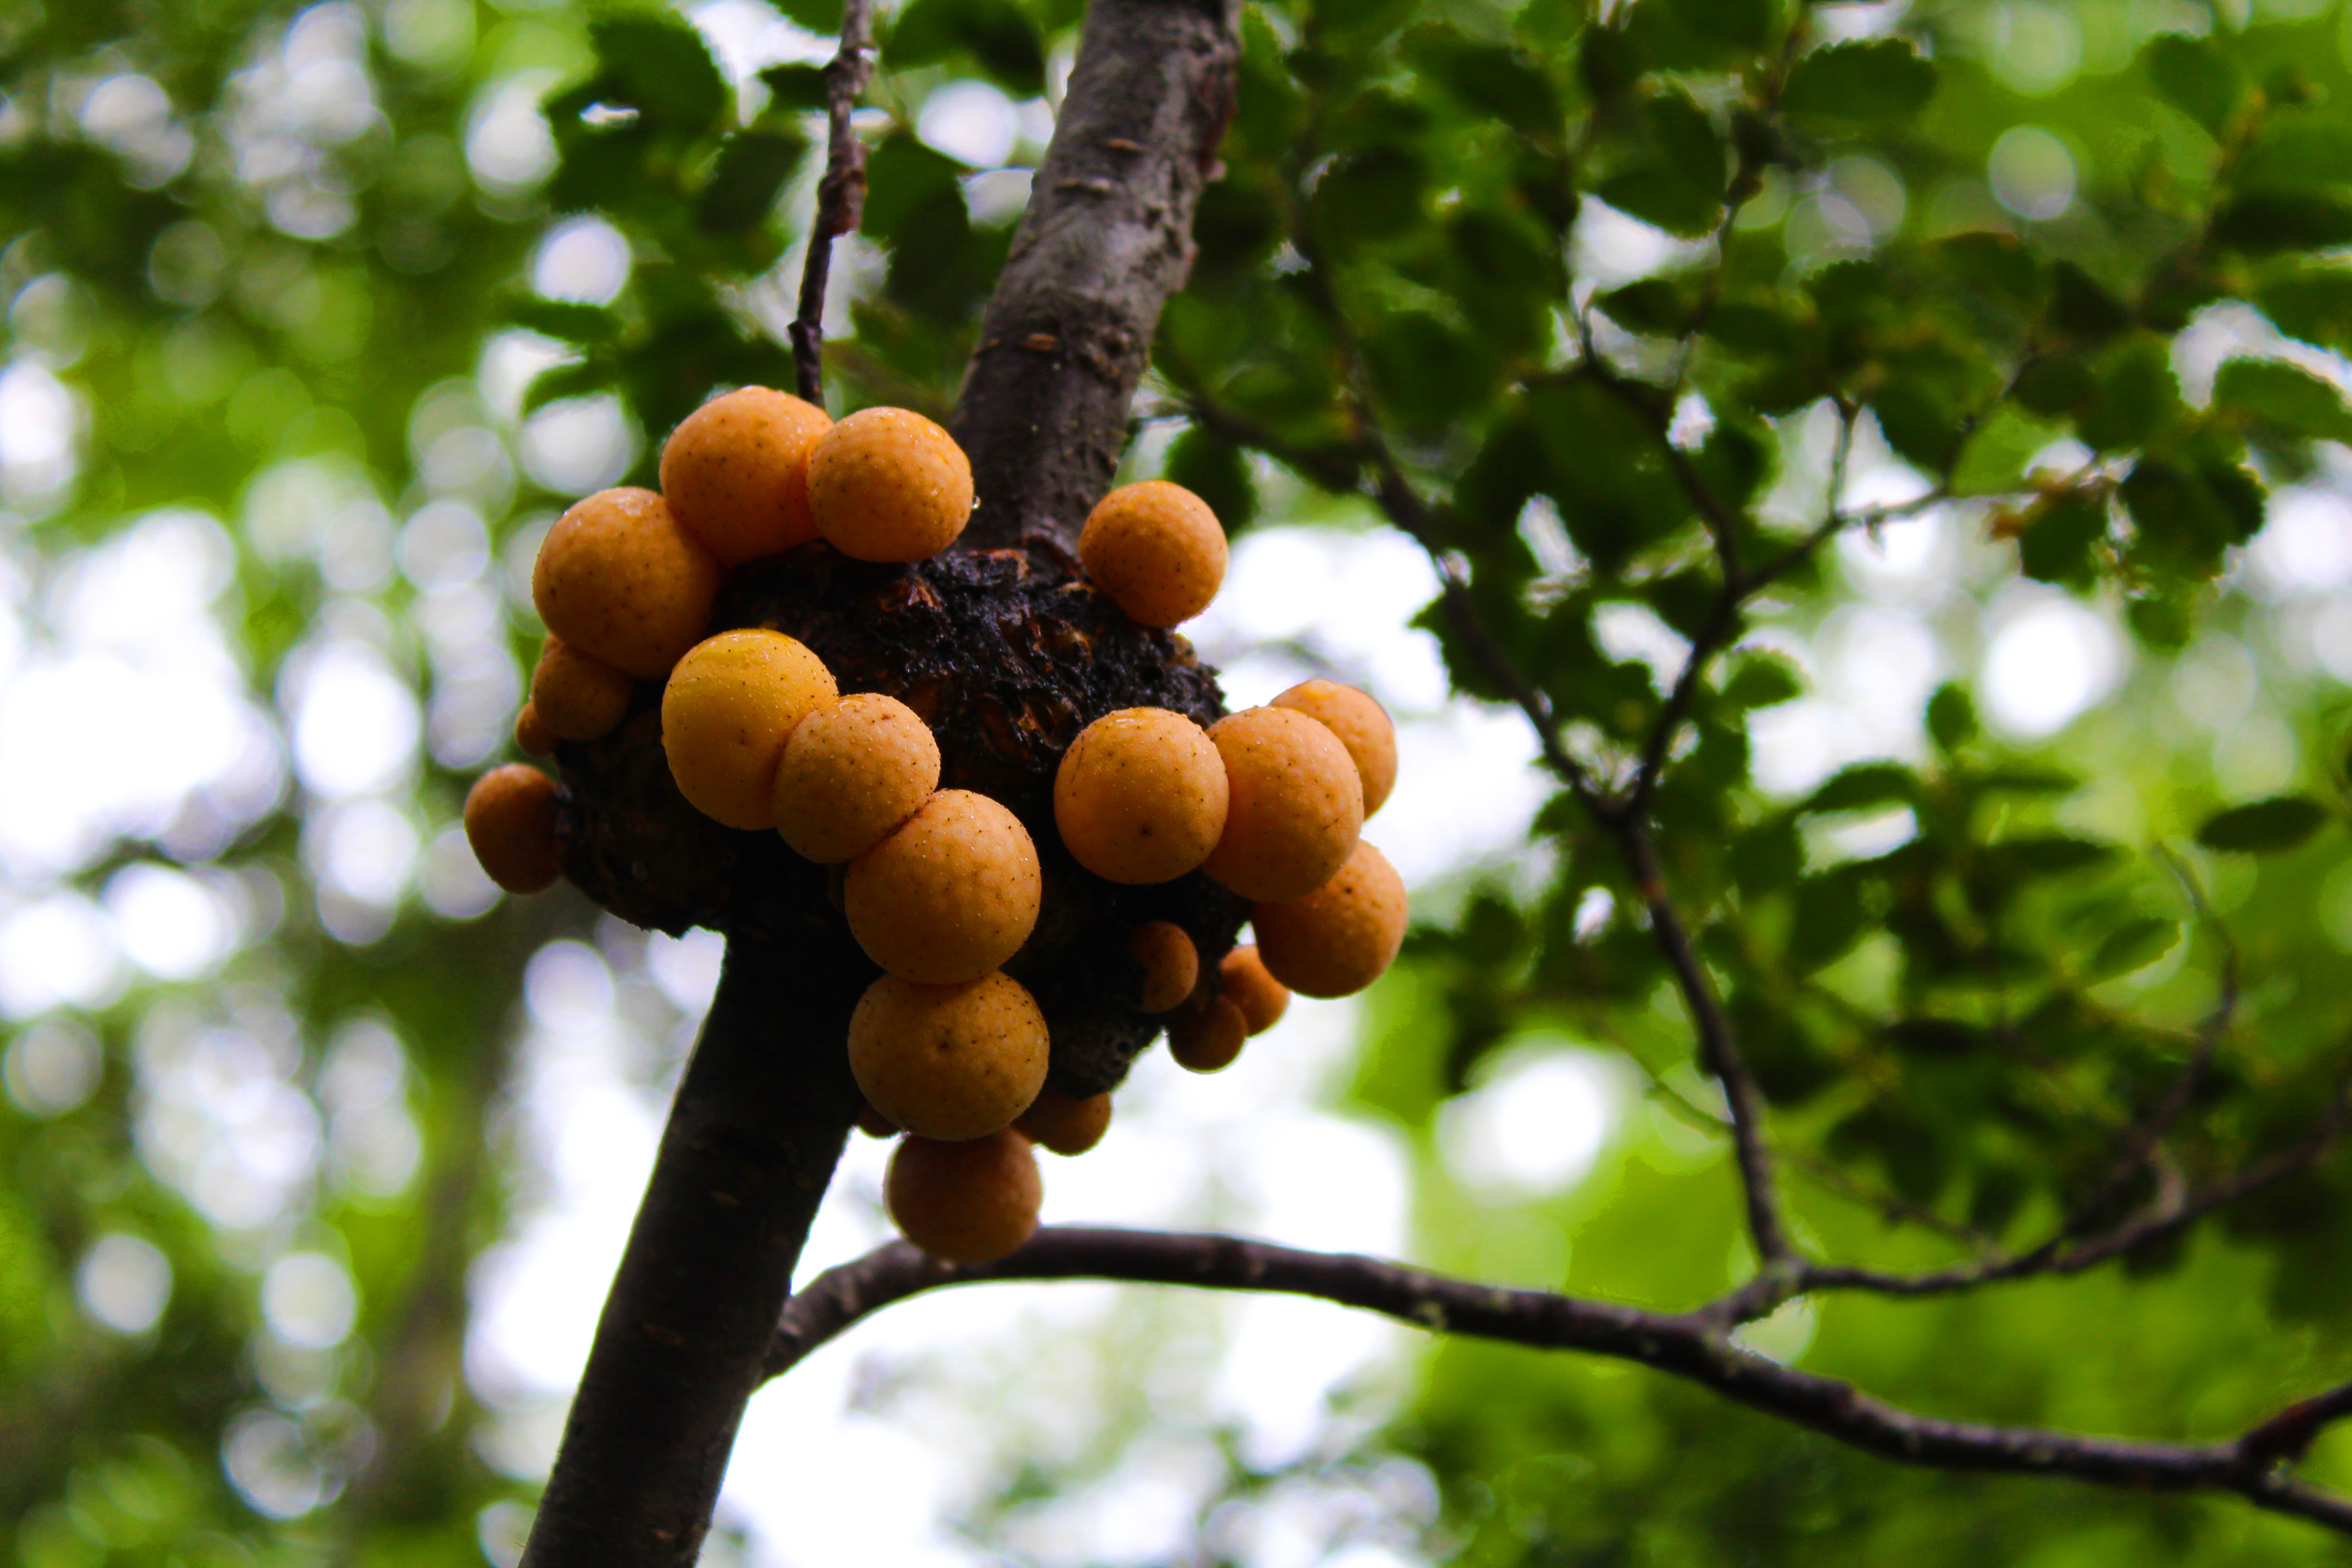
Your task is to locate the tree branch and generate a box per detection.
[951,0,1241,552]
[1800,1067,2352,1300]
[764,1226,2352,1536]
[519,931,866,1568]
[789,0,876,404]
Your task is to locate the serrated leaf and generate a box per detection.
[2259,266,2352,353]
[2213,358,2352,443]
[1783,40,1936,126]
[2196,795,2332,853]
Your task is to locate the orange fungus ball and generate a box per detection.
[772,693,942,863]
[660,630,838,831]
[464,764,563,895]
[659,386,833,566]
[887,1129,1042,1264]
[1078,480,1227,628]
[1272,679,1397,817]
[848,971,1049,1141]
[1199,707,1364,902]
[1125,921,1199,1014]
[530,487,720,680]
[513,702,554,758]
[1253,840,1408,999]
[1053,707,1228,884]
[1218,945,1290,1036]
[1168,995,1248,1073]
[845,789,1041,984]
[531,635,634,742]
[807,407,975,563]
[1016,1089,1112,1156]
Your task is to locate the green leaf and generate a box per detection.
[2212,194,2352,256]
[2119,456,2264,577]
[1783,40,1936,127]
[586,13,730,134]
[1664,0,1775,53]
[1802,761,1916,815]
[2086,916,2180,980]
[2213,358,2352,443]
[1596,90,1724,239]
[861,135,967,240]
[2143,33,2242,140]
[759,63,830,113]
[1720,654,1803,709]
[502,297,622,345]
[2195,795,2332,853]
[1926,683,1977,752]
[888,0,1048,96]
[2259,266,2352,353]
[774,0,843,30]
[1313,147,1429,245]
[1164,426,1258,535]
[1950,405,2062,496]
[522,359,612,416]
[697,129,807,232]
[2017,491,2108,589]
[1597,278,1695,337]
[1403,26,1561,140]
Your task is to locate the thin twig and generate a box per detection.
[1800,1067,2352,1299]
[789,0,876,404]
[764,1228,2352,1537]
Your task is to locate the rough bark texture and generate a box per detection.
[953,0,1241,552]
[519,931,865,1568]
[521,1,1245,1560]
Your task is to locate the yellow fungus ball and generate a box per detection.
[1168,995,1248,1073]
[848,970,1049,1141]
[531,635,635,742]
[660,387,833,566]
[856,1101,901,1139]
[514,702,555,758]
[1218,945,1290,1036]
[531,487,721,680]
[661,630,838,831]
[1077,480,1228,627]
[887,1129,1042,1264]
[807,407,975,563]
[1053,707,1228,884]
[1273,678,1397,817]
[845,789,1041,983]
[1125,921,1199,1013]
[772,692,942,863]
[1015,1088,1113,1156]
[1200,707,1363,902]
[1253,840,1408,999]
[464,764,563,895]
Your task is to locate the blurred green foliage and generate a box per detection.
[5,0,2352,1562]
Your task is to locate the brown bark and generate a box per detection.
[952,0,1240,554]
[519,1,1242,1560]
[517,932,863,1568]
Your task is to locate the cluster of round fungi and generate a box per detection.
[462,386,1408,1267]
